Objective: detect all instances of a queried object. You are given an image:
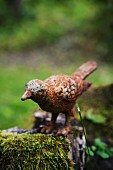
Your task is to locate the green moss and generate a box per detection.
[0,132,74,170]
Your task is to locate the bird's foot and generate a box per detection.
[56,126,72,136]
[39,124,54,134]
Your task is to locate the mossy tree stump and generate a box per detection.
[0,132,74,170]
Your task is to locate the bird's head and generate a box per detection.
[21,79,43,101]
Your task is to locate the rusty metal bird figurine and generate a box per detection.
[21,61,97,135]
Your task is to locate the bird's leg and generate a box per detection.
[41,113,58,134]
[57,108,75,136]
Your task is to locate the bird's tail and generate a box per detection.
[72,61,97,80]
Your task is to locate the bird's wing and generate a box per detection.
[54,77,82,101]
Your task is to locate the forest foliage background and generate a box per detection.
[0,0,113,129]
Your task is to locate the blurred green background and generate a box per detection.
[0,0,113,130]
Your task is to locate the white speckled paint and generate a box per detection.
[26,80,42,93]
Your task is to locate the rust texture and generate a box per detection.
[21,61,97,135]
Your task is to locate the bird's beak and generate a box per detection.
[21,90,32,101]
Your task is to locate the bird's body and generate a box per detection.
[21,61,97,135]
